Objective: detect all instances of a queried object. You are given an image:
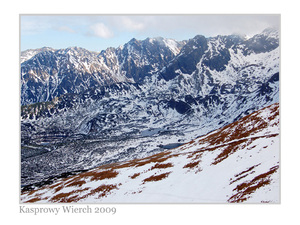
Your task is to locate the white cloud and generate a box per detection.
[89,23,114,38]
[56,26,75,33]
[21,19,50,35]
[111,15,279,39]
[120,17,145,31]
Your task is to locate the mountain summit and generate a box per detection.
[21,28,279,105]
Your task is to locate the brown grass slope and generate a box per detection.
[21,103,279,203]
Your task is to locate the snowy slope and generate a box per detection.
[21,103,279,203]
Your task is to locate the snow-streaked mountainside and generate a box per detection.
[20,28,278,106]
[20,47,56,64]
[20,28,280,193]
[21,37,186,105]
[21,103,280,203]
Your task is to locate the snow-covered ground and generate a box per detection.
[21,103,280,203]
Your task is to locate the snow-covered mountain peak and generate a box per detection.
[20,47,56,63]
[59,46,97,58]
[162,38,183,56]
[230,32,249,41]
[262,27,279,37]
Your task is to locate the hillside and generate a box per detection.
[21,103,279,203]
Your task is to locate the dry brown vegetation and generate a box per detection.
[24,189,39,196]
[49,181,64,190]
[187,151,203,160]
[228,165,279,203]
[212,134,278,165]
[175,126,278,169]
[21,150,177,202]
[142,172,171,183]
[182,103,280,166]
[231,164,260,182]
[54,185,64,193]
[150,163,173,170]
[99,151,176,170]
[65,179,86,188]
[27,168,120,203]
[183,161,201,169]
[229,174,249,185]
[89,184,118,199]
[24,197,44,203]
[50,188,90,203]
[50,191,76,203]
[49,183,119,203]
[129,173,140,179]
[134,152,174,167]
[83,169,119,181]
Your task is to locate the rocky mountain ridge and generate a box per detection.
[21,37,185,105]
[20,28,280,188]
[21,28,278,105]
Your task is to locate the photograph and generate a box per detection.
[20,14,280,204]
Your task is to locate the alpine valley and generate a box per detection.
[20,28,280,203]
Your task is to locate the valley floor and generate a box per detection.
[20,103,280,203]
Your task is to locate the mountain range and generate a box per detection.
[20,28,280,202]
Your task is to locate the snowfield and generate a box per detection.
[21,103,280,203]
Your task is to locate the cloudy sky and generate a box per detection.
[21,15,280,52]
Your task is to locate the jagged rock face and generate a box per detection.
[20,47,132,105]
[116,37,185,82]
[21,38,185,105]
[160,35,208,80]
[242,28,279,55]
[20,28,280,187]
